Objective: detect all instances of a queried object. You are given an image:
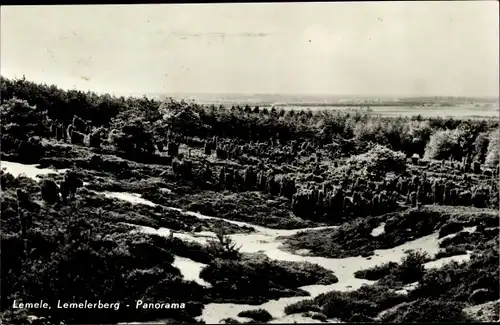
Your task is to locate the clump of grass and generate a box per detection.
[355,251,431,286]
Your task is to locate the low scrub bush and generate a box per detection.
[380,298,471,323]
[354,262,397,280]
[237,309,273,322]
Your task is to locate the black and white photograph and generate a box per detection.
[1,2,499,324]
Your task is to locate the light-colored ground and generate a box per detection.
[370,223,385,237]
[172,256,212,287]
[1,160,68,180]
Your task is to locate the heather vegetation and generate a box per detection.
[1,76,498,324]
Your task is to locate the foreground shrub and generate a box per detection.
[284,299,320,315]
[438,221,465,238]
[411,248,499,303]
[379,299,471,322]
[355,251,430,286]
[318,292,378,321]
[200,254,337,302]
[0,214,206,324]
[468,288,496,305]
[397,251,429,283]
[206,228,241,260]
[306,285,409,322]
[434,246,468,259]
[237,309,273,322]
[354,262,397,280]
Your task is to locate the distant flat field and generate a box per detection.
[203,103,499,119]
[254,105,499,119]
[330,105,498,119]
[166,94,499,119]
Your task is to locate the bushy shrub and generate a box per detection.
[346,145,406,176]
[397,251,429,283]
[355,251,429,286]
[317,291,378,321]
[110,119,155,156]
[435,246,468,259]
[473,132,490,163]
[354,262,397,280]
[237,309,273,322]
[468,288,496,305]
[379,299,471,323]
[411,247,499,302]
[439,221,465,238]
[402,120,433,155]
[424,129,465,160]
[206,228,241,260]
[40,179,59,204]
[18,137,46,162]
[0,98,40,127]
[485,129,499,168]
[307,285,409,322]
[89,127,103,148]
[284,299,320,315]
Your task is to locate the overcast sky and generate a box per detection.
[1,2,499,97]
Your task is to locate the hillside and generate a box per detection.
[0,76,499,324]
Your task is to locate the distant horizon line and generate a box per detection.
[130,92,500,100]
[2,75,498,100]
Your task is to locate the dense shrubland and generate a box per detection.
[0,196,206,324]
[2,77,498,223]
[284,245,498,322]
[0,170,341,324]
[1,76,498,323]
[283,205,499,258]
[283,205,499,322]
[200,253,338,304]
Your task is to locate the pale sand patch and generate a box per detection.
[172,256,212,287]
[127,220,445,323]
[101,191,157,207]
[371,223,386,237]
[1,160,68,180]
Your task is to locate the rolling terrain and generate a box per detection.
[1,76,499,324]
